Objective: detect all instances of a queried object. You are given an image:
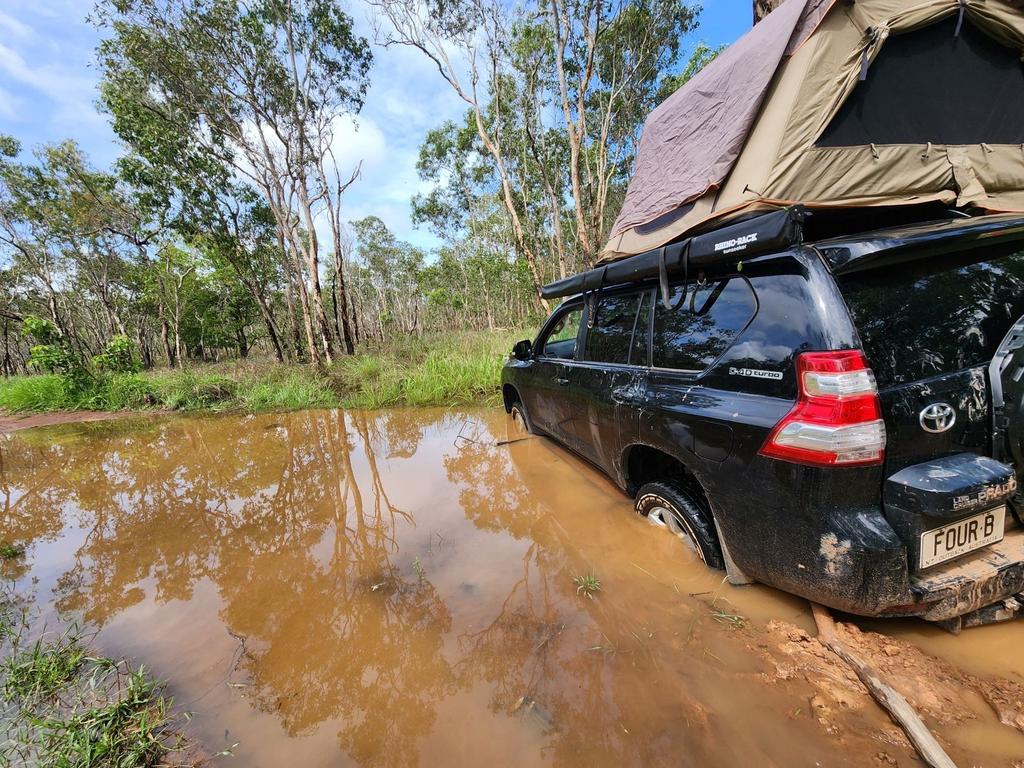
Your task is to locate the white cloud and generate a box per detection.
[0,85,17,120]
[330,115,388,175]
[0,11,33,40]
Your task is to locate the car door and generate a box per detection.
[641,277,759,470]
[571,288,652,476]
[525,302,585,445]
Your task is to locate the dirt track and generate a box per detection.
[0,410,153,434]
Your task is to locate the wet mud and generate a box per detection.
[1,408,1022,766]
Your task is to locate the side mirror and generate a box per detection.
[512,339,533,361]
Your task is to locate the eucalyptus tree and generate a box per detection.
[0,137,161,358]
[542,0,698,264]
[350,216,426,338]
[369,0,553,310]
[96,0,373,364]
[376,0,701,299]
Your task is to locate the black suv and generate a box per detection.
[502,211,1024,631]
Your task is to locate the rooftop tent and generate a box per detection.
[601,0,1024,263]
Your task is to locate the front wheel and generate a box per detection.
[509,400,538,436]
[635,481,723,569]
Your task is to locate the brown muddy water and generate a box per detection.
[1,408,1023,767]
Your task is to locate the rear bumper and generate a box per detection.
[709,453,1024,624]
[909,526,1024,621]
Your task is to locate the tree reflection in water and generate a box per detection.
[1,412,457,767]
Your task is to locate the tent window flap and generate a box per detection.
[817,17,1024,148]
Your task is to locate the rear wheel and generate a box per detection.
[635,481,723,569]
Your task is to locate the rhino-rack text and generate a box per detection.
[714,233,759,254]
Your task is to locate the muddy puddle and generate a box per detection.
[2,408,1023,766]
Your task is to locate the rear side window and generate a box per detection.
[653,278,756,371]
[584,291,645,365]
[840,245,1024,387]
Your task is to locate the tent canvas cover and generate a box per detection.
[602,0,1024,262]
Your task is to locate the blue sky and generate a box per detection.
[0,0,752,250]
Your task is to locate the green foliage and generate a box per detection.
[0,375,75,412]
[2,631,86,702]
[0,594,190,766]
[573,574,602,599]
[656,43,726,102]
[21,317,84,380]
[92,335,139,373]
[20,317,61,346]
[0,542,25,560]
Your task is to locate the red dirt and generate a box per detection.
[0,410,153,434]
[753,616,1024,757]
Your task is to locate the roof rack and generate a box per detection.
[541,206,806,301]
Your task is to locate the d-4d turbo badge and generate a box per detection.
[729,366,783,381]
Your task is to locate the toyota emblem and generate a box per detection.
[919,403,956,434]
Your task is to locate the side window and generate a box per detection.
[540,305,583,360]
[653,278,756,371]
[584,291,645,365]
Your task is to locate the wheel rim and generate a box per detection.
[645,503,704,561]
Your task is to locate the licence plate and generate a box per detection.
[919,506,1006,569]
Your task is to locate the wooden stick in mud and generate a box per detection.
[809,603,958,768]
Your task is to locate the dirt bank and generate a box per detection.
[755,616,1024,762]
[0,410,153,434]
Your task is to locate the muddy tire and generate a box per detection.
[509,400,538,436]
[635,481,723,569]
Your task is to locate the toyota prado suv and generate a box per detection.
[502,209,1024,632]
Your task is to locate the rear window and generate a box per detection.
[840,245,1024,388]
[652,278,757,371]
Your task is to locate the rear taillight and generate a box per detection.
[759,350,885,467]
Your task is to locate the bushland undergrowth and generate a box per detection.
[0,330,526,415]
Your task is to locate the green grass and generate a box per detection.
[2,630,86,702]
[0,374,75,412]
[0,329,527,415]
[0,542,25,560]
[27,666,178,768]
[573,573,602,600]
[333,329,523,409]
[0,594,192,766]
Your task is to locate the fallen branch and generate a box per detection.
[810,603,958,768]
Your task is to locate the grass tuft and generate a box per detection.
[0,590,193,766]
[28,666,177,767]
[573,574,602,600]
[334,329,523,409]
[0,375,73,412]
[2,630,86,703]
[0,542,25,560]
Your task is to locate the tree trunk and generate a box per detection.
[754,0,783,23]
[277,229,305,362]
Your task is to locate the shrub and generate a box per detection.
[0,375,73,412]
[92,335,139,374]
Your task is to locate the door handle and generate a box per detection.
[554,377,569,386]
